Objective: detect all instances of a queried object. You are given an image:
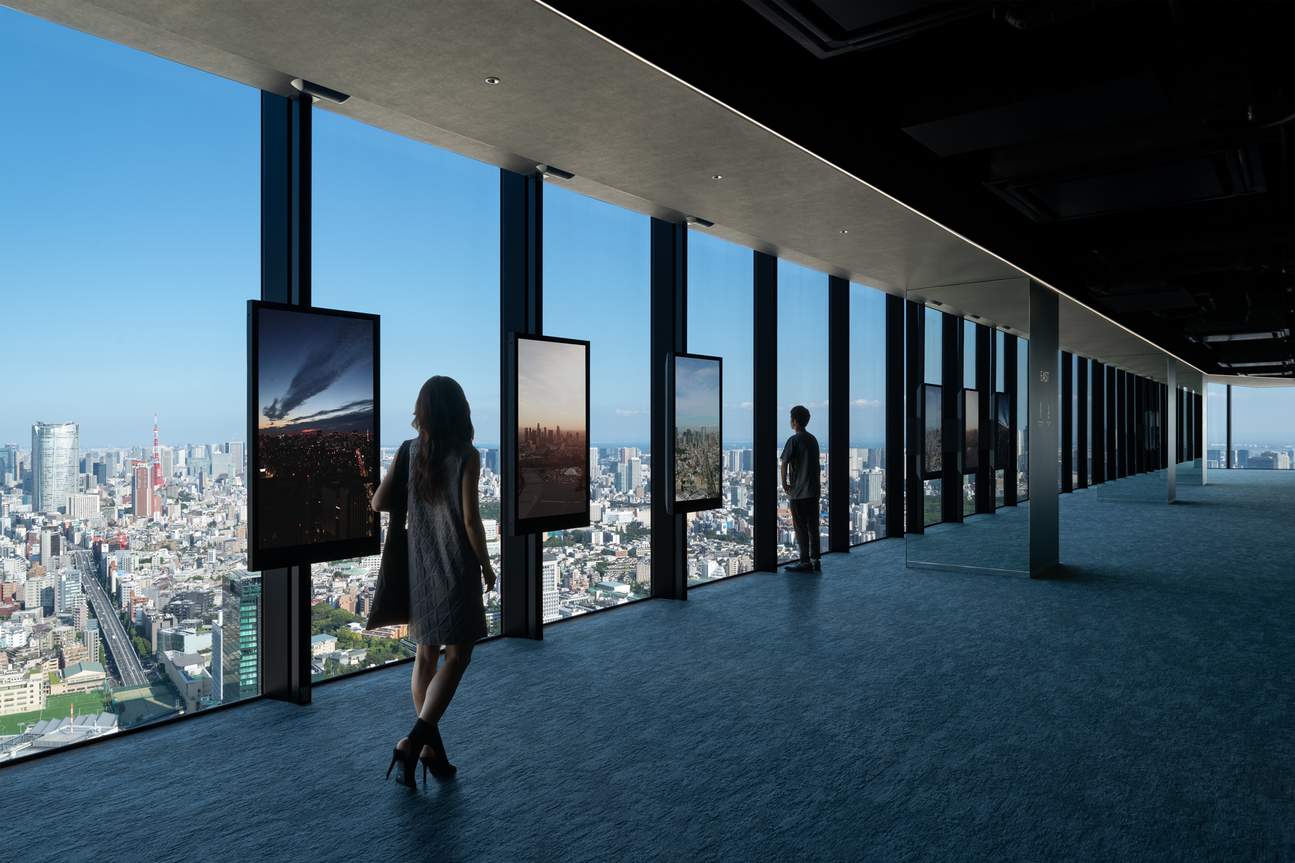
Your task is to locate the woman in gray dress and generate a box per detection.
[373,376,496,785]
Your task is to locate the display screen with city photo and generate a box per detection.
[513,334,590,533]
[248,302,380,570]
[671,354,723,512]
[923,384,943,478]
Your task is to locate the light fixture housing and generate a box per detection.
[484,76,502,85]
[685,215,715,228]
[290,78,350,104]
[711,174,725,180]
[536,163,575,180]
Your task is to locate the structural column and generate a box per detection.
[1028,282,1059,577]
[649,219,688,598]
[752,252,778,571]
[884,295,905,537]
[827,276,850,553]
[1225,385,1232,468]
[260,91,312,705]
[500,169,544,639]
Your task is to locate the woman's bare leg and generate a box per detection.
[418,641,474,724]
[411,644,439,713]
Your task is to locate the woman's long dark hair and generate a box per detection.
[411,376,474,501]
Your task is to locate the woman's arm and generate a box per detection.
[461,449,497,591]
[371,444,403,512]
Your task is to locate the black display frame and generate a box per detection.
[921,382,943,480]
[665,352,724,514]
[247,300,381,572]
[510,332,592,536]
[994,392,1011,471]
[963,388,979,474]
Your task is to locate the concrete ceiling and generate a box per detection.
[7,0,1215,382]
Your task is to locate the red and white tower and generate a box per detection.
[151,414,164,489]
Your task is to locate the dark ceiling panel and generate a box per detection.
[546,0,1295,374]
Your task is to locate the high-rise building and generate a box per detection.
[220,572,260,703]
[32,421,79,513]
[0,443,19,483]
[542,554,559,622]
[68,492,100,520]
[132,464,153,518]
[57,567,82,615]
[861,469,884,504]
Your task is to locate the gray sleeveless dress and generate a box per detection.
[405,439,487,645]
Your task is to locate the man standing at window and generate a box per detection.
[781,404,821,572]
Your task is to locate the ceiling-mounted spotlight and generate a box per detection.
[484,76,502,86]
[536,164,575,180]
[290,78,350,104]
[839,229,850,235]
[711,174,725,180]
[685,215,715,228]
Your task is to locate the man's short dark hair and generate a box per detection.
[790,405,811,427]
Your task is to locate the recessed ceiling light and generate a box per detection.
[840,229,849,235]
[484,76,501,85]
[711,174,724,180]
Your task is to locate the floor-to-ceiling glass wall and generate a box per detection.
[962,320,977,517]
[924,309,944,523]
[775,261,829,563]
[1230,386,1295,469]
[1205,383,1227,468]
[995,330,1006,507]
[849,284,887,544]
[542,185,651,618]
[686,232,754,583]
[1017,338,1030,501]
[0,7,260,760]
[310,113,502,678]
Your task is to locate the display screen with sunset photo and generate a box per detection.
[248,301,380,570]
[513,334,590,534]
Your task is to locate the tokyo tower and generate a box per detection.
[151,414,164,489]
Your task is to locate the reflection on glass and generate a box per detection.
[311,109,503,677]
[776,261,829,563]
[686,232,754,583]
[0,7,259,761]
[964,390,979,474]
[543,185,651,620]
[1229,386,1295,469]
[848,283,887,545]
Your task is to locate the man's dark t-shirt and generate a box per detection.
[780,430,821,500]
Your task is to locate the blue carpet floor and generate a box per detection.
[6,469,1293,862]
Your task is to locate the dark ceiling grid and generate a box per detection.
[547,0,1295,377]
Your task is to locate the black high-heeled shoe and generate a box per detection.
[385,718,435,788]
[419,724,457,781]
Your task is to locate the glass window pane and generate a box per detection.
[0,8,259,759]
[1017,338,1029,501]
[776,261,829,563]
[542,185,650,618]
[1230,387,1295,469]
[923,309,943,524]
[995,330,1006,507]
[848,284,886,545]
[686,233,754,583]
[310,112,502,679]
